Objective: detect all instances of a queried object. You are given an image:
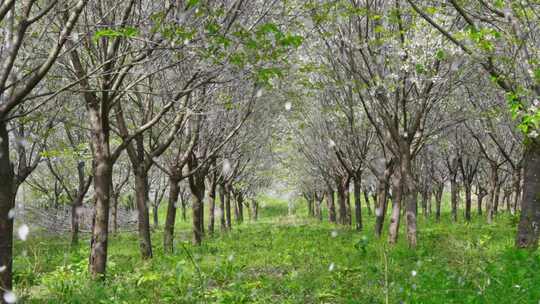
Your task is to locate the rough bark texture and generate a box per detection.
[163,177,180,253]
[487,163,498,224]
[188,163,206,245]
[225,185,232,230]
[435,183,443,222]
[464,184,472,222]
[388,170,402,244]
[336,177,349,225]
[208,175,217,235]
[353,177,363,231]
[374,166,391,238]
[326,188,337,223]
[450,176,458,222]
[0,123,14,293]
[88,105,112,278]
[402,153,418,248]
[219,184,226,231]
[515,143,540,248]
[134,172,153,259]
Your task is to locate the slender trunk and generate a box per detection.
[374,166,391,238]
[421,190,428,218]
[363,190,372,215]
[71,196,83,246]
[181,194,187,221]
[219,184,226,231]
[353,177,362,231]
[402,152,418,248]
[435,184,443,222]
[336,177,348,225]
[237,193,244,224]
[134,172,153,259]
[464,183,472,222]
[252,200,259,221]
[388,170,402,244]
[512,168,522,214]
[153,205,159,228]
[191,184,204,245]
[516,143,540,248]
[504,191,511,213]
[450,176,458,222]
[427,191,432,216]
[188,158,206,245]
[327,188,336,223]
[0,123,15,293]
[493,183,501,215]
[208,177,217,235]
[316,198,323,221]
[306,195,314,217]
[487,163,497,224]
[346,188,352,226]
[225,186,232,230]
[112,191,119,234]
[233,193,240,223]
[163,177,180,253]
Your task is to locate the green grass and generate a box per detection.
[11,196,540,303]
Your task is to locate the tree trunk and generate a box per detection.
[316,198,323,221]
[363,190,372,215]
[401,151,418,248]
[112,191,119,234]
[251,200,259,221]
[134,172,153,259]
[88,106,112,279]
[450,176,458,222]
[374,166,391,238]
[71,196,83,246]
[225,185,232,230]
[191,185,204,245]
[512,168,522,214]
[388,170,403,244]
[493,183,501,215]
[188,165,206,245]
[153,204,159,228]
[336,177,349,225]
[435,183,443,222]
[181,193,187,221]
[353,177,363,231]
[163,177,180,253]
[346,187,352,226]
[326,188,337,223]
[421,190,428,218]
[208,176,217,235]
[219,184,227,231]
[464,183,472,222]
[0,122,15,293]
[516,143,540,248]
[487,163,497,224]
[237,193,244,224]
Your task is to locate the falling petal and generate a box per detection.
[17,224,29,241]
[3,291,16,304]
[284,102,292,111]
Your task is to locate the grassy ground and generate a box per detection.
[12,196,540,303]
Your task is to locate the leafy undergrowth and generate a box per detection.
[13,198,540,303]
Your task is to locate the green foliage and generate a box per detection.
[13,197,540,303]
[93,27,139,43]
